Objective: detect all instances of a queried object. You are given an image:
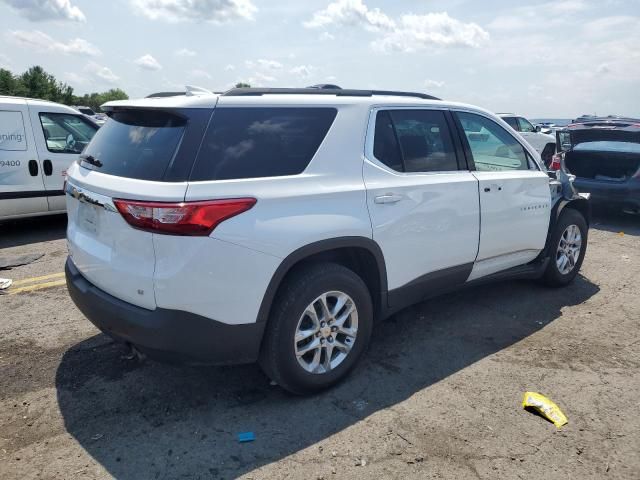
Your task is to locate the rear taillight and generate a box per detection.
[549,153,562,171]
[113,198,256,236]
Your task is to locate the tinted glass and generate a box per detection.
[518,117,535,132]
[191,107,337,181]
[373,111,402,171]
[390,110,458,172]
[457,112,530,171]
[81,109,186,180]
[39,113,97,154]
[503,116,519,130]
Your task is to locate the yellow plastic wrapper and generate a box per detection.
[522,392,568,428]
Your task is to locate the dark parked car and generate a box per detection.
[551,117,640,213]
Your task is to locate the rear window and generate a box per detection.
[81,109,187,181]
[190,107,337,181]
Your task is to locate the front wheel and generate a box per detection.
[543,208,588,287]
[259,263,373,395]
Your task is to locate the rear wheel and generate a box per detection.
[259,263,373,395]
[543,208,588,287]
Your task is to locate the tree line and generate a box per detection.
[0,66,128,111]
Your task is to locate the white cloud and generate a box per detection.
[84,61,119,83]
[488,0,589,31]
[135,54,162,71]
[304,1,488,52]
[424,79,444,89]
[132,0,257,23]
[245,59,283,70]
[175,48,196,57]
[304,0,394,31]
[319,31,335,41]
[189,69,212,79]
[372,13,489,52]
[224,64,235,71]
[289,65,314,78]
[3,0,86,22]
[7,30,100,56]
[253,72,276,83]
[64,71,86,85]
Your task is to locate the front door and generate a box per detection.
[454,111,551,281]
[363,108,480,307]
[0,104,47,218]
[28,106,98,211]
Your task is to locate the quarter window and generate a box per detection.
[191,107,337,181]
[502,116,519,131]
[456,112,530,171]
[372,109,459,173]
[517,117,535,133]
[39,113,97,154]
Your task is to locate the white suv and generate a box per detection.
[498,113,556,166]
[65,87,590,394]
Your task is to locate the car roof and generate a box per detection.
[0,95,83,114]
[102,86,494,115]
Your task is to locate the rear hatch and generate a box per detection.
[558,123,640,182]
[66,106,212,309]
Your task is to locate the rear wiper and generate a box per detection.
[79,154,103,168]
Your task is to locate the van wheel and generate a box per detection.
[259,263,373,395]
[543,209,588,287]
[541,143,555,167]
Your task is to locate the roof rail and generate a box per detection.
[222,87,440,101]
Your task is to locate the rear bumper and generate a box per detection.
[574,178,640,210]
[65,257,266,365]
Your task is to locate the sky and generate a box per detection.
[0,0,639,118]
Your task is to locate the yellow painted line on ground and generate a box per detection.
[10,272,65,286]
[7,279,67,295]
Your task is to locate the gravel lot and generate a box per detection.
[1,210,639,480]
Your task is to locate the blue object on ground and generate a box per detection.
[238,432,255,443]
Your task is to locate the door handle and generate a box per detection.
[43,159,53,176]
[374,193,403,204]
[28,160,38,176]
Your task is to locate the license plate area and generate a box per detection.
[78,201,100,234]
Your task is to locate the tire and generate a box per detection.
[259,262,373,395]
[541,143,555,167]
[542,208,588,287]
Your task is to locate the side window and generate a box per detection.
[373,111,402,171]
[518,117,535,133]
[456,112,530,171]
[191,107,337,181]
[39,113,97,154]
[0,111,28,151]
[503,116,519,131]
[372,109,458,173]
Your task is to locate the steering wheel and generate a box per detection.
[66,134,77,152]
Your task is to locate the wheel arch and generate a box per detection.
[541,196,591,258]
[256,237,388,325]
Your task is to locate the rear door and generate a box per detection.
[28,104,98,212]
[363,107,480,304]
[66,107,210,309]
[0,103,48,218]
[454,111,550,280]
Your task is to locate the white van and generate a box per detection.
[0,96,99,220]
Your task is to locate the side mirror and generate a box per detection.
[535,125,542,132]
[66,134,77,151]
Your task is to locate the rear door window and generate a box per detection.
[372,109,459,173]
[191,107,337,181]
[502,117,519,131]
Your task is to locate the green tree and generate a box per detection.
[235,82,251,88]
[0,68,20,96]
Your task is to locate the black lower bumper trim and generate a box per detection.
[65,258,265,365]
